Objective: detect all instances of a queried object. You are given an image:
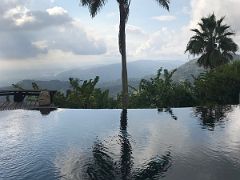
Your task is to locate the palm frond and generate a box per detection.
[191,28,204,37]
[217,16,225,26]
[216,24,230,35]
[186,38,205,55]
[80,0,107,17]
[80,0,90,6]
[186,13,238,69]
[155,0,170,11]
[219,37,238,52]
[223,32,235,36]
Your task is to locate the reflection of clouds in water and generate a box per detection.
[55,130,127,178]
[224,106,240,151]
[2,107,240,180]
[0,110,44,142]
[129,110,190,166]
[192,105,240,152]
[53,107,240,180]
[54,133,122,179]
[55,148,90,180]
[54,139,120,180]
[54,111,172,180]
[54,139,172,180]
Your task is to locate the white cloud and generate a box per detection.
[134,0,240,59]
[0,1,107,59]
[189,0,240,32]
[152,15,176,22]
[4,6,35,26]
[32,40,48,50]
[134,27,188,59]
[46,6,67,16]
[126,25,145,35]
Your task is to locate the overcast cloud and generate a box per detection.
[0,0,106,59]
[0,0,239,60]
[135,0,240,59]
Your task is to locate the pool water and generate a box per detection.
[0,106,240,180]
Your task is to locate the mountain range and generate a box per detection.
[0,59,183,96]
[1,55,239,97]
[172,54,240,82]
[54,59,183,82]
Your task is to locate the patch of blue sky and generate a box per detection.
[31,0,191,33]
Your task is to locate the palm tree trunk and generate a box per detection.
[120,109,133,179]
[119,2,128,109]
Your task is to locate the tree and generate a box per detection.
[53,76,117,108]
[193,61,240,105]
[129,68,196,108]
[186,13,238,69]
[79,0,170,109]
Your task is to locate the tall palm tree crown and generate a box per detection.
[186,13,238,69]
[79,0,170,109]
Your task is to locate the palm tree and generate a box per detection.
[79,0,170,109]
[186,13,238,69]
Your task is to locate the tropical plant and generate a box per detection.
[193,61,240,105]
[12,83,25,90]
[129,68,196,108]
[53,76,117,108]
[186,13,238,69]
[79,0,170,109]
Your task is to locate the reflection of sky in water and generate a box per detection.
[0,106,240,180]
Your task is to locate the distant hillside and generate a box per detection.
[0,80,70,92]
[172,54,240,82]
[55,60,183,82]
[99,78,140,97]
[172,59,205,82]
[2,56,239,98]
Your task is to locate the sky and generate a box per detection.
[0,0,240,85]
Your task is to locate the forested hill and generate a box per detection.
[54,60,182,82]
[1,56,239,97]
[172,54,240,82]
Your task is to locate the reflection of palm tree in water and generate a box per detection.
[195,105,233,130]
[158,108,178,120]
[86,109,172,180]
[119,109,133,179]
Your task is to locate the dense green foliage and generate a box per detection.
[128,61,240,108]
[128,68,195,108]
[52,61,240,109]
[10,62,240,109]
[186,14,238,69]
[193,61,240,105]
[53,76,117,109]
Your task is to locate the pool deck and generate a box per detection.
[0,101,57,111]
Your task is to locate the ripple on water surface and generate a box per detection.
[0,106,240,180]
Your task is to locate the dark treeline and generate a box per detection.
[52,61,240,109]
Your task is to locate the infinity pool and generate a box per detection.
[0,106,240,180]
